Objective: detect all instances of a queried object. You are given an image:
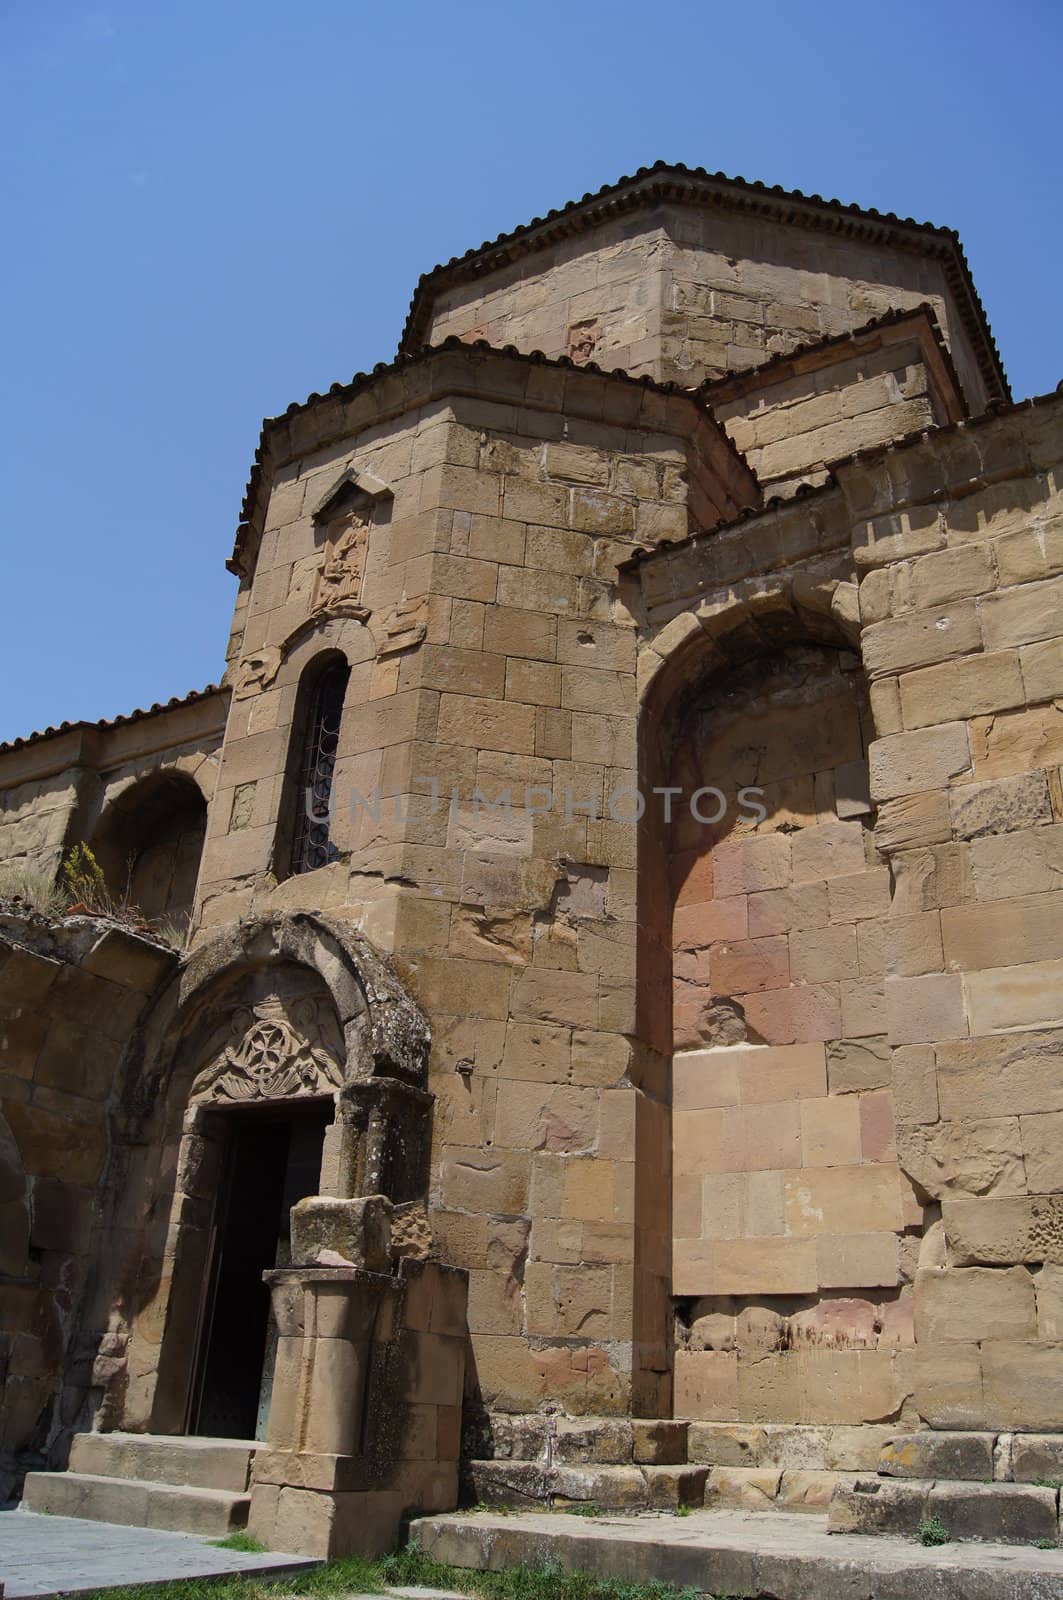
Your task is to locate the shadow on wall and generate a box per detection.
[90,771,207,937]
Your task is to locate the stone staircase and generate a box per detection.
[463,1414,875,1514]
[463,1416,708,1511]
[464,1415,1063,1540]
[21,1433,256,1536]
[829,1429,1063,1544]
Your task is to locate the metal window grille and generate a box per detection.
[290,661,349,876]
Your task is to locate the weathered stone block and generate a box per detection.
[944,1196,1063,1267]
[862,604,982,680]
[869,723,971,801]
[981,1341,1063,1430]
[885,972,966,1045]
[950,771,1053,840]
[900,651,1025,731]
[912,1342,984,1429]
[878,1430,995,1480]
[827,1476,928,1536]
[631,1420,689,1465]
[965,959,1063,1035]
[898,1117,1026,1200]
[1011,1433,1063,1483]
[980,576,1063,651]
[704,1465,781,1509]
[926,1481,1058,1545]
[552,1417,633,1464]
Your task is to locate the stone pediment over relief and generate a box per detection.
[190,996,344,1104]
[231,467,426,696]
[309,507,371,623]
[304,466,389,628]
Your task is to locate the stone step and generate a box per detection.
[22,1470,251,1536]
[877,1431,997,1482]
[828,1476,1060,1545]
[470,1415,689,1467]
[68,1432,257,1492]
[464,1459,708,1510]
[706,1465,853,1514]
[413,1506,1063,1600]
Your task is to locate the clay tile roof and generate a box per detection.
[397,161,1009,406]
[620,384,1063,573]
[0,684,225,756]
[698,302,965,419]
[229,336,760,578]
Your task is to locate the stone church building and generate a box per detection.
[2,163,1062,1553]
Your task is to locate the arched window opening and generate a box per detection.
[288,657,350,877]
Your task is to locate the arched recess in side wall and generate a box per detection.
[637,578,921,1429]
[90,768,209,935]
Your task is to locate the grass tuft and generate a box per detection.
[916,1514,950,1547]
[208,1534,269,1554]
[0,860,67,917]
[79,1539,719,1600]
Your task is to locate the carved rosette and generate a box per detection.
[190,999,344,1104]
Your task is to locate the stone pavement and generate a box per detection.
[0,1507,318,1598]
[412,1506,1063,1600]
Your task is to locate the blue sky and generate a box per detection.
[2,1,1060,742]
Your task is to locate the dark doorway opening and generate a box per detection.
[186,1100,331,1441]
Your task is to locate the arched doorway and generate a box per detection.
[99,913,431,1439]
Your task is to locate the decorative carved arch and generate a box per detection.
[103,912,431,1433]
[124,910,430,1126]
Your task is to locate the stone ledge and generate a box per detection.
[462,1459,708,1510]
[828,1477,1058,1544]
[413,1507,1063,1600]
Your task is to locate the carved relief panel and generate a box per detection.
[189,993,345,1105]
[309,509,371,622]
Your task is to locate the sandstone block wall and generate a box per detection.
[638,392,1063,1434]
[0,907,176,1496]
[662,604,911,1425]
[708,311,964,501]
[0,695,224,929]
[852,404,1063,1433]
[191,348,755,1417]
[417,201,990,406]
[1,175,1054,1458]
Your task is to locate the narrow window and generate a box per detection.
[289,658,350,876]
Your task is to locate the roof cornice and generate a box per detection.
[700,303,967,426]
[620,384,1063,575]
[396,161,1009,407]
[0,685,227,767]
[230,336,761,579]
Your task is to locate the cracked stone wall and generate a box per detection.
[0,908,177,1498]
[856,406,1063,1433]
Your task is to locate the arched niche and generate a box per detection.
[91,769,208,935]
[635,580,914,1427]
